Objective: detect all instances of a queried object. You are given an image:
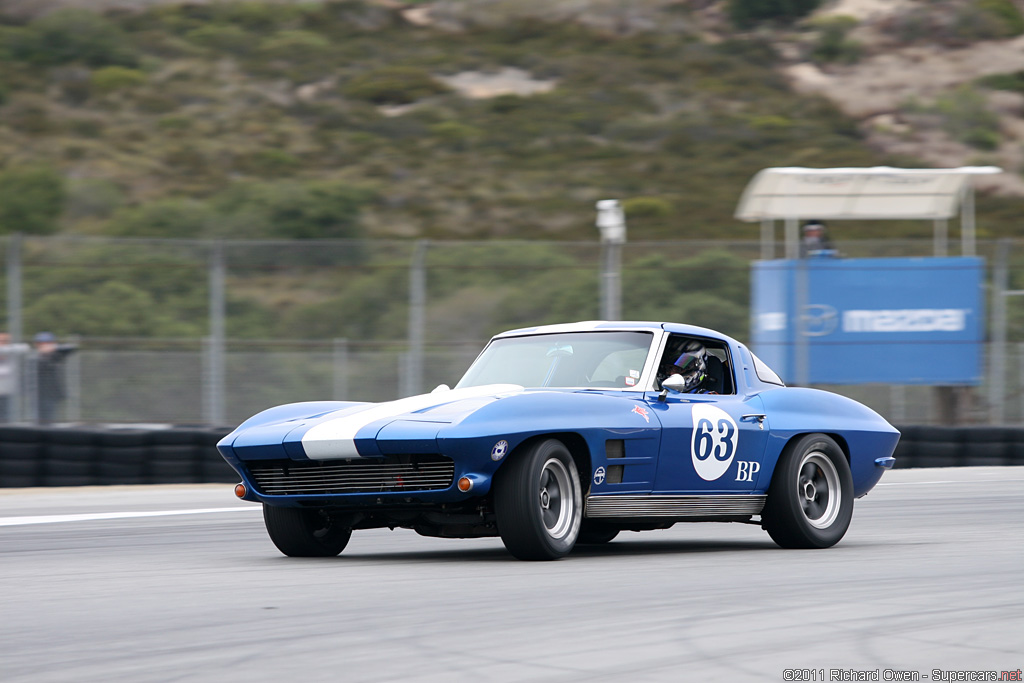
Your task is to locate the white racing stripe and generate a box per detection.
[301,383,523,459]
[0,506,259,527]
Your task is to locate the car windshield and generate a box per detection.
[456,331,654,389]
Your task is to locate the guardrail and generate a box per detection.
[0,425,1022,488]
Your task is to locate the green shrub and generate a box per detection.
[979,0,1024,35]
[105,198,216,238]
[67,117,105,138]
[0,166,66,235]
[811,16,862,64]
[257,29,331,61]
[233,149,301,177]
[185,25,254,56]
[728,0,821,28]
[977,71,1024,93]
[210,180,371,241]
[91,66,146,94]
[934,86,1002,150]
[64,178,126,220]
[343,66,450,105]
[623,197,674,219]
[19,9,137,67]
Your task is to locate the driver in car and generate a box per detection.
[658,340,712,394]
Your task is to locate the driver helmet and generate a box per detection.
[670,341,707,392]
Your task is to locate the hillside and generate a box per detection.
[5,0,1024,246]
[3,0,1024,345]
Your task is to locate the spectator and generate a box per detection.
[33,332,77,424]
[801,219,835,257]
[0,333,29,422]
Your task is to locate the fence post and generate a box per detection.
[990,239,1010,424]
[66,334,81,422]
[407,240,427,398]
[596,199,625,321]
[206,241,226,425]
[6,233,23,421]
[333,338,349,401]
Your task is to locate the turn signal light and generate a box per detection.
[234,483,246,498]
[457,477,473,492]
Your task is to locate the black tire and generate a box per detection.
[762,434,853,549]
[494,439,582,560]
[577,521,620,545]
[262,504,352,557]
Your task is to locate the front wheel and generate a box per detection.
[263,504,352,557]
[494,439,582,560]
[761,434,853,549]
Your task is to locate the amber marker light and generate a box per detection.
[457,477,473,492]
[234,483,247,498]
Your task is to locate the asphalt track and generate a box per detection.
[1,467,1021,683]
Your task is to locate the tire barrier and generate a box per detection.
[1,423,1022,487]
[892,425,1024,468]
[0,426,235,488]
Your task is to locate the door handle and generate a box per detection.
[741,414,766,429]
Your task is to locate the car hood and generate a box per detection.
[226,384,525,460]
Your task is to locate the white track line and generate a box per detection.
[0,506,260,527]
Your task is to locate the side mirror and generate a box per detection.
[658,373,686,401]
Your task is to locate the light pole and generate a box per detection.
[596,199,626,321]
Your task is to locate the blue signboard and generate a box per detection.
[751,257,985,385]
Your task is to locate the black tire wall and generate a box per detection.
[0,426,234,487]
[0,423,1022,488]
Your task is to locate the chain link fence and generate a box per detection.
[3,235,1024,427]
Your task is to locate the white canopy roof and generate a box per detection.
[735,166,1001,221]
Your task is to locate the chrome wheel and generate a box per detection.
[539,457,575,540]
[761,434,853,549]
[798,451,841,529]
[494,439,582,560]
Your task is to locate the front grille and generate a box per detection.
[247,456,455,495]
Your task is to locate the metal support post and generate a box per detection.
[794,257,810,387]
[990,239,1010,424]
[333,338,349,401]
[206,241,226,425]
[962,184,975,256]
[784,217,799,260]
[760,219,775,261]
[6,233,22,344]
[407,240,427,398]
[934,219,948,257]
[5,233,23,421]
[596,199,626,321]
[601,242,622,320]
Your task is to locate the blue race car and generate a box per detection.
[218,321,900,560]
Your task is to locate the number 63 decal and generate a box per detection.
[690,404,739,481]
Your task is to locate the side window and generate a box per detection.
[658,335,736,395]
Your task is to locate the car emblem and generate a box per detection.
[593,466,606,485]
[632,405,650,423]
[490,440,509,461]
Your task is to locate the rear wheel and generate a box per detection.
[494,439,582,560]
[761,434,853,549]
[263,504,352,557]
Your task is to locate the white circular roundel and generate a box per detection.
[690,404,739,481]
